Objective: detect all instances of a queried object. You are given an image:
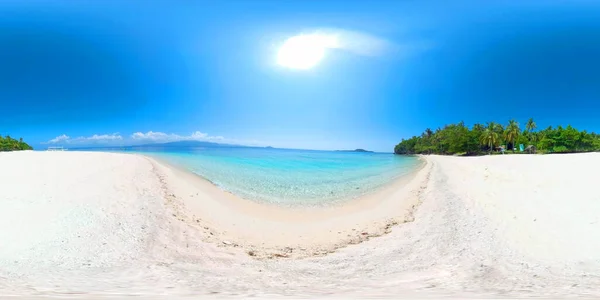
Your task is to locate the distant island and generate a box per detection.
[0,135,33,151]
[336,149,374,153]
[394,118,600,156]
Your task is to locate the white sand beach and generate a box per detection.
[1,150,600,298]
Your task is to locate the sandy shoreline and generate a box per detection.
[144,153,429,258]
[2,150,600,298]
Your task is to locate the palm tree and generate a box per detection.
[504,119,520,152]
[425,128,433,138]
[472,123,485,132]
[480,122,501,155]
[526,118,537,144]
[526,118,537,133]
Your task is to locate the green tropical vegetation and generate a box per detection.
[394,119,600,155]
[0,135,33,151]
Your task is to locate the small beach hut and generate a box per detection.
[525,145,536,154]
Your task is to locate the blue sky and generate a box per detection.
[1,1,600,152]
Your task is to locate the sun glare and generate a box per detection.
[277,34,338,70]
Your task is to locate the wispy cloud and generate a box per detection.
[46,133,123,144]
[324,28,393,57]
[131,131,225,143]
[75,133,123,142]
[285,28,431,58]
[130,131,266,147]
[45,131,262,147]
[130,131,170,141]
[48,134,70,144]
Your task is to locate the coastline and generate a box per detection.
[141,151,422,207]
[142,153,431,258]
[145,152,426,209]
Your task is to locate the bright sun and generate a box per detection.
[277,34,338,70]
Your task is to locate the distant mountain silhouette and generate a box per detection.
[133,140,245,148]
[335,149,374,153]
[69,140,275,151]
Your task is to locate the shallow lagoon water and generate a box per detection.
[91,147,422,206]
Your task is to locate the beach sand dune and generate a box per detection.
[1,151,599,298]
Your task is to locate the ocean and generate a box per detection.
[88,146,422,206]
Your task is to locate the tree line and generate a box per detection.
[0,135,33,151]
[394,118,600,155]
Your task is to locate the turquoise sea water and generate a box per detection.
[94,147,421,206]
